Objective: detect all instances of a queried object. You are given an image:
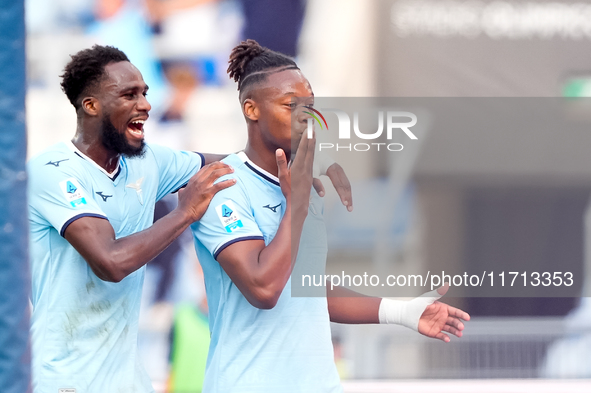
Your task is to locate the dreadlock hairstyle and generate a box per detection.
[227,39,299,93]
[60,45,129,110]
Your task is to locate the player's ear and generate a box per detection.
[243,98,259,121]
[81,97,99,116]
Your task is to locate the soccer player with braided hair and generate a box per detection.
[190,40,470,392]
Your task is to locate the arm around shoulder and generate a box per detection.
[63,161,235,282]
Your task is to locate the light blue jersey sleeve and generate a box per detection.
[192,176,264,260]
[147,144,204,200]
[28,164,107,237]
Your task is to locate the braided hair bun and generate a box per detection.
[227,39,298,91]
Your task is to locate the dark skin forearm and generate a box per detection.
[327,284,381,324]
[217,203,307,309]
[64,162,235,283]
[65,209,193,282]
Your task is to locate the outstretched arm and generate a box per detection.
[327,284,470,342]
[65,162,234,282]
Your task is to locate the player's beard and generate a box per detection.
[100,115,146,158]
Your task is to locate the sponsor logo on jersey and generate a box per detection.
[45,159,69,167]
[262,203,281,213]
[96,191,113,202]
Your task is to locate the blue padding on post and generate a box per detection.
[0,0,31,392]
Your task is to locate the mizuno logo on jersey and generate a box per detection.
[45,159,69,167]
[126,177,144,205]
[96,191,113,202]
[263,203,281,213]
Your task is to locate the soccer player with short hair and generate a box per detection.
[190,40,471,392]
[27,45,236,393]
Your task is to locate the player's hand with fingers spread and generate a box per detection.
[177,161,236,222]
[417,284,471,343]
[379,284,470,342]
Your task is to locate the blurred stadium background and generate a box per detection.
[2,0,591,391]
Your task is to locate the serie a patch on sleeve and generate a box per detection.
[215,200,244,233]
[59,178,88,208]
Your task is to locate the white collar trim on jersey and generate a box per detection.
[237,151,280,184]
[67,141,121,180]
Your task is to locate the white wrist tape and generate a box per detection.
[313,151,336,177]
[378,289,442,331]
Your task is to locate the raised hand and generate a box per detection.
[276,129,316,214]
[177,162,235,222]
[276,148,291,203]
[292,129,316,212]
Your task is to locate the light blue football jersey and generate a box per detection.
[28,141,203,393]
[191,152,342,393]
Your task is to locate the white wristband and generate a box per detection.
[378,289,442,331]
[313,151,336,177]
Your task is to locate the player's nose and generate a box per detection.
[137,93,151,112]
[299,106,313,124]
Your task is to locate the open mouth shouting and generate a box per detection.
[127,119,146,140]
